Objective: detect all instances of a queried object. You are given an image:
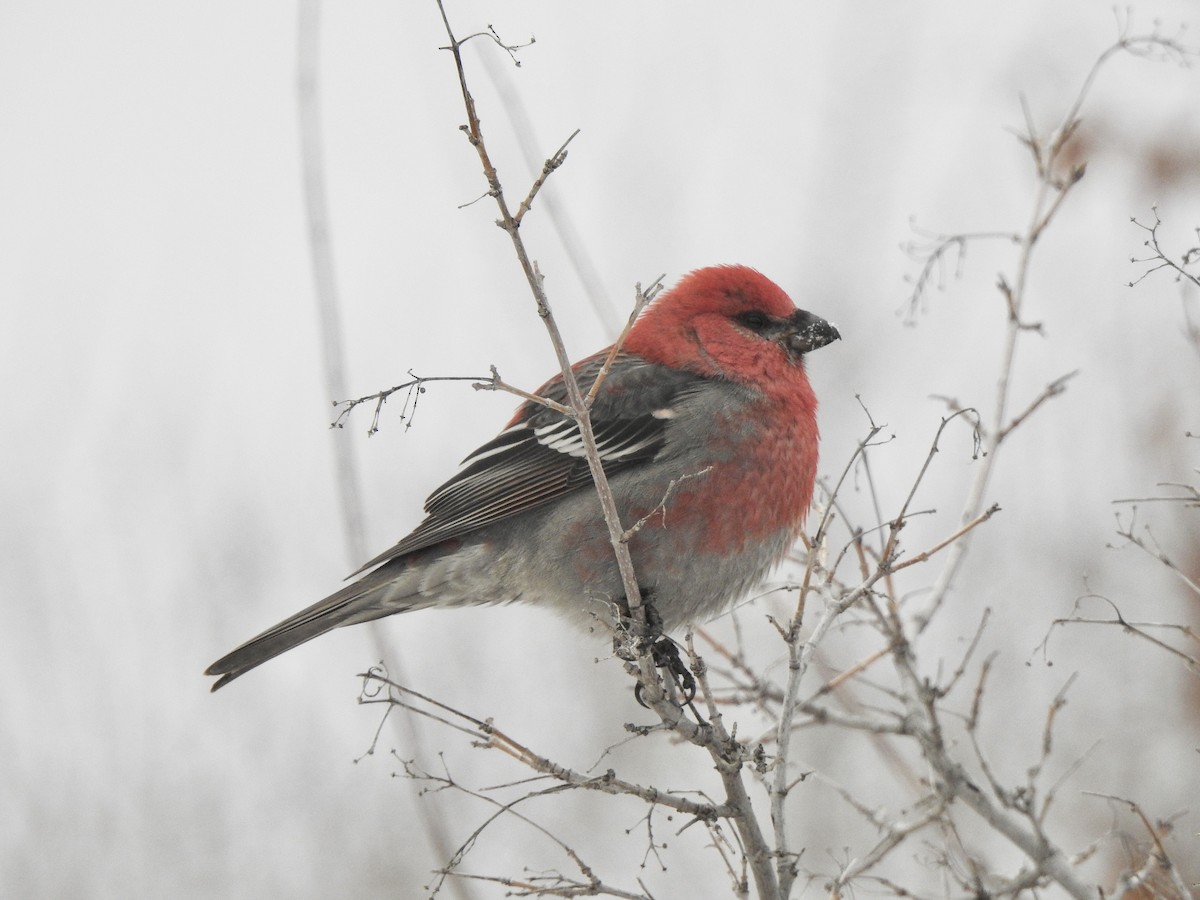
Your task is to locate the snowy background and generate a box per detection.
[3,1,1199,897]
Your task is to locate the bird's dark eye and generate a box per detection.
[735,311,772,331]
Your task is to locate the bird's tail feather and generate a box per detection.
[204,567,403,691]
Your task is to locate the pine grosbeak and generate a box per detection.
[207,265,840,690]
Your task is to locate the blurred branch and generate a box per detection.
[1040,592,1200,673]
[901,226,1019,320]
[1086,793,1192,900]
[906,29,1184,632]
[297,3,470,894]
[1112,483,1200,508]
[1113,514,1200,600]
[297,0,366,560]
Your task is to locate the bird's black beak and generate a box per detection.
[784,309,841,357]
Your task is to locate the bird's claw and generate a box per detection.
[634,637,697,708]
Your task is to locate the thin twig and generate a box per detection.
[584,279,664,408]
[333,373,492,433]
[360,669,729,819]
[513,128,581,225]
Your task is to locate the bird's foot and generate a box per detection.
[611,595,662,659]
[634,637,697,708]
[615,595,664,643]
[610,594,696,707]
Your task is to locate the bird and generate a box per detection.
[206,265,840,691]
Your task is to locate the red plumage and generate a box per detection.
[206,265,840,690]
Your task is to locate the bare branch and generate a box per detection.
[886,503,1001,574]
[900,224,1020,319]
[1128,206,1200,290]
[513,128,581,226]
[1113,515,1200,599]
[360,669,730,820]
[997,370,1079,442]
[332,372,493,434]
[1085,793,1193,900]
[1041,594,1200,672]
[621,467,712,541]
[472,364,575,417]
[584,278,664,408]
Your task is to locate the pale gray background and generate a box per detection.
[3,1,1199,897]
